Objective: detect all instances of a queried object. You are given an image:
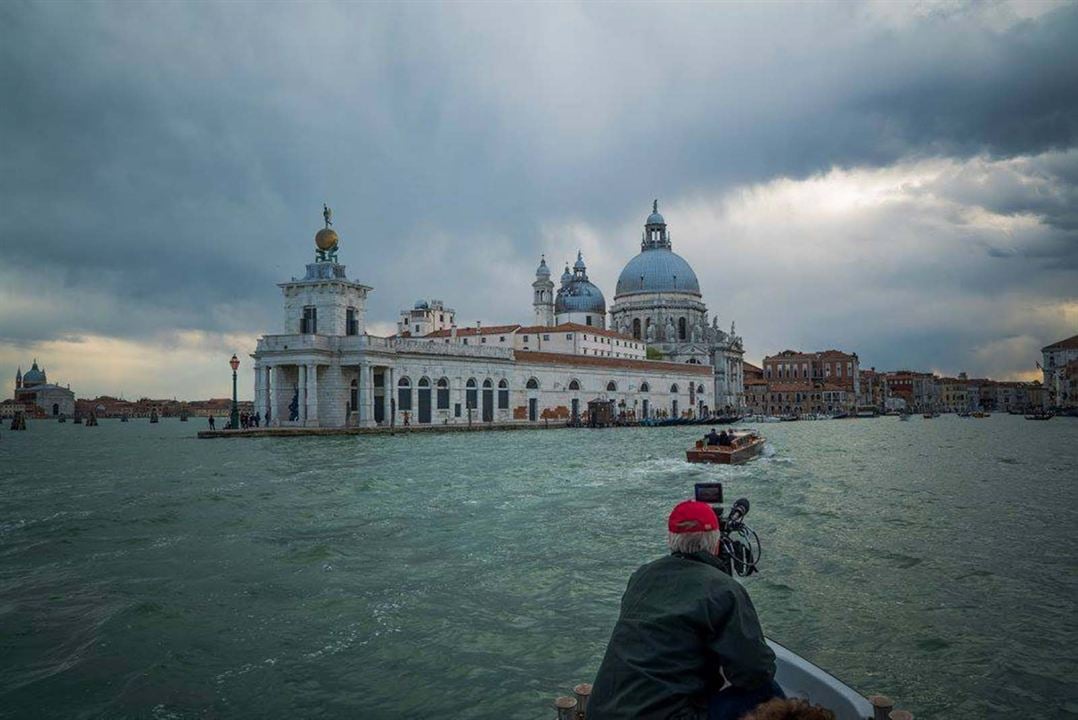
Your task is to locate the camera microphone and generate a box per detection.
[726,498,750,527]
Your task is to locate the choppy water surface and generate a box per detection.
[1,417,1076,719]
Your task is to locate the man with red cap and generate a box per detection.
[588,500,781,720]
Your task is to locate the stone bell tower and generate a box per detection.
[532,255,555,326]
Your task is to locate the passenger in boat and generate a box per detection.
[208,416,215,430]
[705,428,721,446]
[741,698,835,720]
[718,430,732,447]
[589,500,782,720]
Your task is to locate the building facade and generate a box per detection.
[12,360,75,417]
[251,213,716,429]
[1042,334,1078,409]
[606,202,745,410]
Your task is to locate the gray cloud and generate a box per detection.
[1,1,1077,388]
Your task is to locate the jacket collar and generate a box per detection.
[671,549,726,571]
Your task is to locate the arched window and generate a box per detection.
[483,379,493,388]
[606,381,617,392]
[697,384,705,394]
[419,377,430,387]
[678,317,687,340]
[670,383,679,393]
[632,318,641,339]
[437,377,450,409]
[498,379,509,409]
[397,376,412,411]
[640,381,650,393]
[466,378,477,409]
[526,377,539,390]
[568,379,580,391]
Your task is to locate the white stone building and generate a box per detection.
[398,299,455,337]
[13,360,76,417]
[1042,334,1078,408]
[251,215,713,428]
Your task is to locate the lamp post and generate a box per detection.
[229,354,240,430]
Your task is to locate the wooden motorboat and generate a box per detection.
[686,431,766,464]
[1025,412,1054,420]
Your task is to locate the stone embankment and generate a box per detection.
[197,422,565,439]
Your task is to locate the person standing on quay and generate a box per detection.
[208,416,215,430]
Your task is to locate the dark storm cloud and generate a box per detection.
[1,0,1076,371]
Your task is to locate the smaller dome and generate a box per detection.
[315,228,339,252]
[561,265,572,285]
[555,281,606,315]
[573,251,587,272]
[536,256,551,277]
[414,299,429,309]
[646,211,666,225]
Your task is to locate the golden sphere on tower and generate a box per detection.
[315,228,339,251]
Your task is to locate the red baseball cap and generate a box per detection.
[668,500,720,534]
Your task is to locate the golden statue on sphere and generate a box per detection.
[315,203,338,252]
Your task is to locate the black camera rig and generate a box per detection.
[693,482,762,577]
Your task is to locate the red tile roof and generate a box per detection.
[516,323,638,341]
[423,324,522,338]
[1043,334,1078,351]
[515,351,713,375]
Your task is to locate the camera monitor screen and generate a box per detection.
[694,482,723,504]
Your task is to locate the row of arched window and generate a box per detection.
[393,376,704,395]
[630,316,693,341]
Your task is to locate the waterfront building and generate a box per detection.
[937,375,971,413]
[11,360,75,417]
[1042,334,1078,408]
[744,348,860,415]
[608,202,745,410]
[251,210,718,429]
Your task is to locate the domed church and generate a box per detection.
[608,202,745,410]
[531,201,745,410]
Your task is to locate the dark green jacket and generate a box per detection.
[589,551,776,720]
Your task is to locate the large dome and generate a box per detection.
[615,248,701,297]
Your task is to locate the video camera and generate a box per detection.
[693,482,761,577]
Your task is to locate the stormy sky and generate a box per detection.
[2,0,1076,400]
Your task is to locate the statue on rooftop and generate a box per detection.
[323,203,333,228]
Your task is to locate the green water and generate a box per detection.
[1,416,1076,719]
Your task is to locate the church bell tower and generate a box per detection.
[533,255,555,326]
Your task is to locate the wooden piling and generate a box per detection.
[869,695,894,720]
[573,683,592,719]
[553,695,577,720]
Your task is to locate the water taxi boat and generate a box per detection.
[686,430,765,464]
[1025,412,1054,420]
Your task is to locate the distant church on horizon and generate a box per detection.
[250,201,745,428]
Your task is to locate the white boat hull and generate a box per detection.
[768,638,873,720]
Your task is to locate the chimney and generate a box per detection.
[450,323,458,341]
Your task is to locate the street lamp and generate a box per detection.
[229,354,240,430]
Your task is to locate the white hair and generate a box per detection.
[668,529,721,555]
